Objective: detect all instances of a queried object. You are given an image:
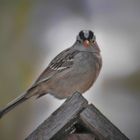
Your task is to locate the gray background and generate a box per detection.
[0,0,140,140]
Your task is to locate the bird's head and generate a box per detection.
[77,30,95,47]
[75,30,100,52]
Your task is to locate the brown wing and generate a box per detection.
[34,48,80,85]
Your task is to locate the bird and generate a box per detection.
[0,30,102,118]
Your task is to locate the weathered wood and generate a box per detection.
[80,104,129,140]
[62,134,96,140]
[26,92,88,140]
[26,93,130,140]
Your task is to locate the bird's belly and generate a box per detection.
[49,66,97,99]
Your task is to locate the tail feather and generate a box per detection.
[0,93,28,118]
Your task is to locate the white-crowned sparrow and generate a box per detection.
[0,30,102,118]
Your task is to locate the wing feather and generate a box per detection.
[34,48,79,85]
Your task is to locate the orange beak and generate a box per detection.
[83,40,90,48]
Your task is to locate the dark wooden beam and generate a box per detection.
[25,92,88,140]
[25,92,130,140]
[80,104,129,140]
[62,134,96,140]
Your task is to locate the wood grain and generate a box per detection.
[26,92,88,140]
[80,104,129,140]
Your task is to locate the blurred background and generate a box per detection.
[0,0,140,140]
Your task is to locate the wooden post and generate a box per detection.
[80,104,129,140]
[26,92,88,140]
[26,92,129,140]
